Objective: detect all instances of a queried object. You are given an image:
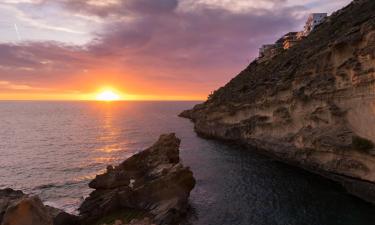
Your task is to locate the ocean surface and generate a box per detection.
[1,101,375,225]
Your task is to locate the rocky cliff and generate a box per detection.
[181,0,375,203]
[79,133,195,225]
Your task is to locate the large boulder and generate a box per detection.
[0,189,25,223]
[0,189,80,225]
[1,196,53,225]
[79,133,195,225]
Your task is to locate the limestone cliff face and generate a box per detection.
[181,0,375,202]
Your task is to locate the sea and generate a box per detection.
[1,101,375,225]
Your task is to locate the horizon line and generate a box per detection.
[0,99,205,102]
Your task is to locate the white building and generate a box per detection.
[303,13,328,36]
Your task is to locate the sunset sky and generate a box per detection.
[0,0,352,100]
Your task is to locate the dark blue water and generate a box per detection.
[0,101,375,225]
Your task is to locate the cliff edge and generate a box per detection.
[180,0,375,203]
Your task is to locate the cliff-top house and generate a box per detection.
[282,32,299,49]
[258,13,328,62]
[302,13,328,36]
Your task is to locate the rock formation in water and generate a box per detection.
[180,0,375,203]
[79,133,196,225]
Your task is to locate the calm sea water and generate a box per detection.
[1,101,375,225]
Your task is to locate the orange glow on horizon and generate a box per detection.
[0,84,207,101]
[0,93,205,101]
[95,89,121,101]
[0,70,210,101]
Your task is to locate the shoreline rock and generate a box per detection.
[0,189,25,223]
[79,133,196,225]
[0,189,80,225]
[180,0,375,204]
[1,196,54,225]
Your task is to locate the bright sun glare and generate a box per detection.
[96,90,121,101]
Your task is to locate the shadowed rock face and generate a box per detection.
[180,0,375,203]
[0,189,80,225]
[1,196,53,225]
[0,189,25,223]
[79,133,195,225]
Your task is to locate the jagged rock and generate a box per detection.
[1,196,53,225]
[0,189,80,225]
[180,0,375,203]
[0,189,25,223]
[79,133,195,225]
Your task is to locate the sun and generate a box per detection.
[96,90,121,101]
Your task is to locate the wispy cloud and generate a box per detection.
[0,80,48,90]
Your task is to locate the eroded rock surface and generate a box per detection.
[0,189,80,225]
[1,196,53,225]
[181,0,375,203]
[0,189,25,223]
[79,133,195,225]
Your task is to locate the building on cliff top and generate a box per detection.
[282,32,299,49]
[302,13,328,36]
[258,32,298,62]
[258,13,327,62]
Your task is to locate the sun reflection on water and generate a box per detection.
[93,103,124,164]
[97,105,121,151]
[97,144,122,153]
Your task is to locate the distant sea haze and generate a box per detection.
[1,101,375,225]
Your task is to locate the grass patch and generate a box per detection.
[92,209,148,225]
[352,136,374,152]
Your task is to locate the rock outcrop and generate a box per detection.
[180,0,375,203]
[0,189,26,224]
[1,196,54,225]
[0,189,80,225]
[79,133,195,225]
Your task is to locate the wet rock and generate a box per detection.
[79,133,195,225]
